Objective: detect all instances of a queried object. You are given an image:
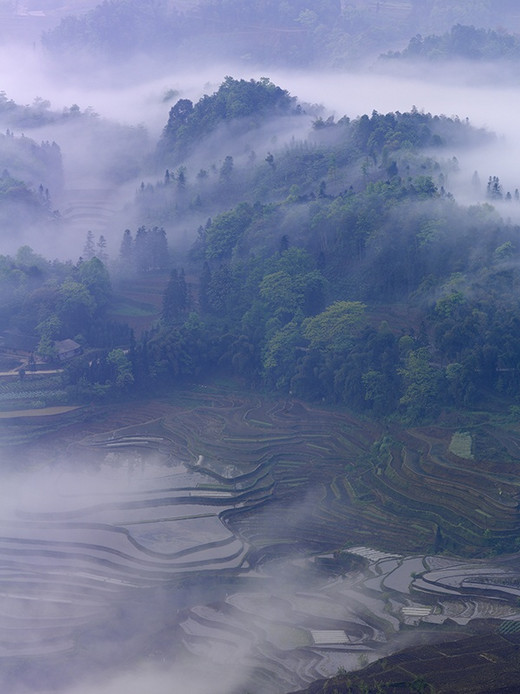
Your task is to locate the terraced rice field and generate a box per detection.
[59,189,120,238]
[2,391,520,692]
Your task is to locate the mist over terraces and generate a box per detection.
[3,1,520,693]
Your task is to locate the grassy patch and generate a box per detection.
[264,624,312,650]
[0,405,81,418]
[448,431,474,459]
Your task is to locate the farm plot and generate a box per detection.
[0,374,66,410]
[4,391,520,692]
[70,392,520,558]
[0,434,278,669]
[176,543,520,692]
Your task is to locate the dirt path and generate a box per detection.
[0,405,81,418]
[0,369,64,377]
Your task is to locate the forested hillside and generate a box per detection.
[3,77,520,429]
[383,23,520,62]
[132,87,520,424]
[0,124,62,245]
[40,0,520,68]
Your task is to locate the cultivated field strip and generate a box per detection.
[0,423,277,660]
[59,189,120,236]
[5,393,520,691]
[174,547,520,692]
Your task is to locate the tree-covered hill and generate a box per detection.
[0,128,62,192]
[140,85,492,232]
[101,84,519,426]
[0,130,62,244]
[383,23,520,62]
[40,0,520,69]
[2,76,519,430]
[158,76,299,163]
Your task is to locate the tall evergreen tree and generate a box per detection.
[83,230,95,260]
[150,226,169,269]
[119,229,133,265]
[162,268,188,324]
[97,235,108,264]
[199,262,211,313]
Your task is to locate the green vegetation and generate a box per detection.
[119,93,520,427]
[40,1,520,68]
[384,24,520,62]
[3,78,520,424]
[3,77,520,558]
[449,431,473,459]
[159,77,297,162]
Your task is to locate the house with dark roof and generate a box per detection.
[54,338,82,361]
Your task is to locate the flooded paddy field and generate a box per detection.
[1,392,520,692]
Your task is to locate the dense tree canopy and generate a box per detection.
[385,24,520,62]
[159,77,297,162]
[2,75,520,420]
[41,0,520,68]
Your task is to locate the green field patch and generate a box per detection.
[246,418,273,428]
[263,624,313,650]
[108,297,158,317]
[449,431,474,459]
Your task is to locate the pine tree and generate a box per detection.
[199,262,211,313]
[220,155,234,182]
[119,229,133,267]
[162,268,188,324]
[150,227,169,269]
[134,226,151,272]
[177,166,186,187]
[83,230,95,260]
[97,235,108,263]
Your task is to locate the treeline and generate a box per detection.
[108,102,519,422]
[142,198,520,423]
[0,246,128,360]
[67,107,517,421]
[6,87,520,423]
[0,130,62,204]
[384,23,520,62]
[41,0,517,68]
[41,0,350,66]
[138,95,491,232]
[89,198,520,423]
[159,77,298,162]
[118,226,169,274]
[0,92,97,131]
